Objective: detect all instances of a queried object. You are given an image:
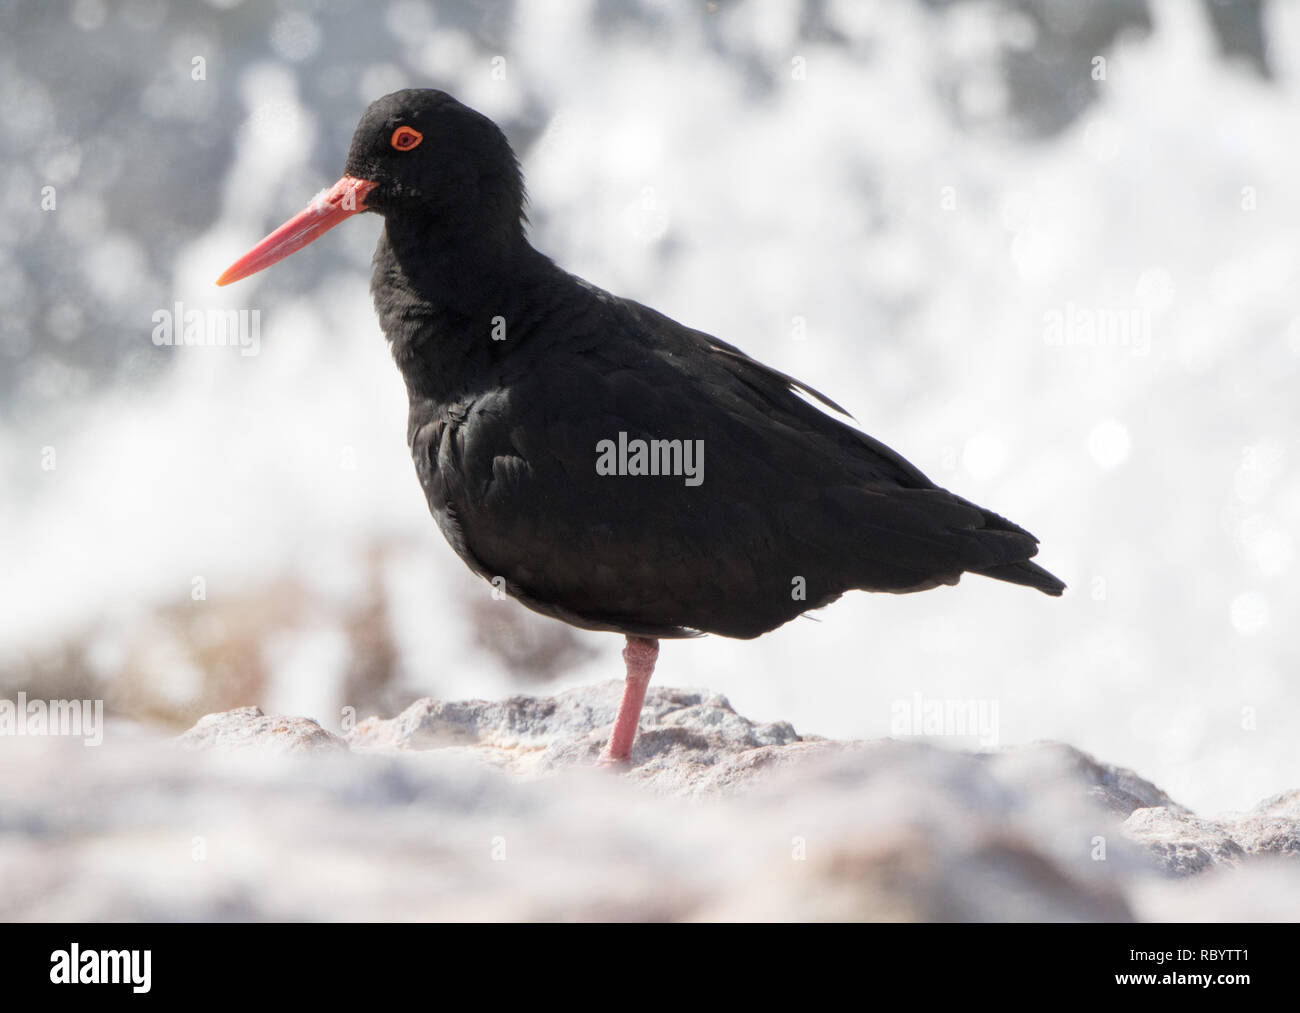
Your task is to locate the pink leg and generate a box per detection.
[598,636,659,765]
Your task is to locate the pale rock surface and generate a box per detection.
[1,685,1295,921]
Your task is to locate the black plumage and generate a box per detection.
[219,89,1064,760]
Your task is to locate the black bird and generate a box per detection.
[219,90,1064,763]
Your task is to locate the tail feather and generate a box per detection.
[974,559,1066,596]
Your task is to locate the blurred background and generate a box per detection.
[0,0,1294,814]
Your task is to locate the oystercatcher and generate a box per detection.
[219,90,1064,764]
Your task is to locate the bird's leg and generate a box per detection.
[597,636,659,765]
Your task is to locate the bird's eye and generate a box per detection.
[390,126,423,151]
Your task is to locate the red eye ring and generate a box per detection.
[390,125,423,151]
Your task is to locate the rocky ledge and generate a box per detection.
[2,684,1294,920]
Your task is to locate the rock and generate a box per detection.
[174,705,347,755]
[1224,790,1300,858]
[0,685,1293,921]
[1122,808,1248,876]
[1121,789,1300,876]
[183,689,1299,882]
[345,683,803,792]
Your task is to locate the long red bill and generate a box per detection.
[217,175,378,286]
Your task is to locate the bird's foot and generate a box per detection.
[595,749,631,769]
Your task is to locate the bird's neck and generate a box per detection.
[371,215,559,406]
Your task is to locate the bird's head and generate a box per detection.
[218,89,525,287]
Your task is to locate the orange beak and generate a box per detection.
[217,175,378,286]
